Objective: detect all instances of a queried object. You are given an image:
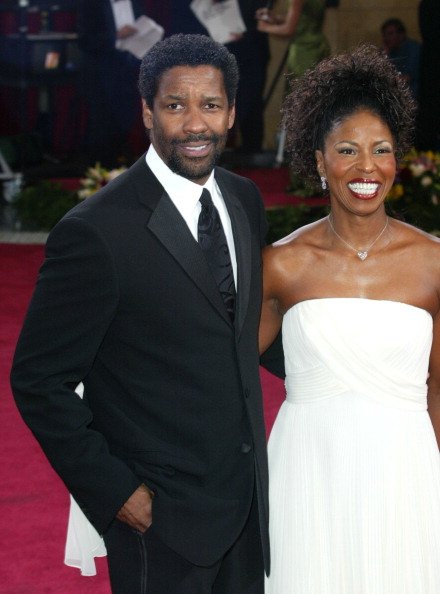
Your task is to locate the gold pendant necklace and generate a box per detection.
[328,215,389,261]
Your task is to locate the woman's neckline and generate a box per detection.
[283,297,432,319]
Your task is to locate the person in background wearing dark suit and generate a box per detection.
[167,1,269,155]
[417,0,440,150]
[11,33,282,594]
[77,0,144,166]
[381,17,421,99]
[224,0,270,154]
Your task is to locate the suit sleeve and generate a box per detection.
[260,332,285,378]
[10,215,141,534]
[77,0,117,55]
[247,177,286,378]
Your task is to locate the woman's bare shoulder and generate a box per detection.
[262,218,329,301]
[264,218,328,262]
[394,219,440,252]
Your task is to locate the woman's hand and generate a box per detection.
[255,8,273,22]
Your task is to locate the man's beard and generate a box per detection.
[164,133,228,181]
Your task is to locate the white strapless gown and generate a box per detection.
[266,298,440,594]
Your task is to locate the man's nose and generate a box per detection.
[183,107,208,134]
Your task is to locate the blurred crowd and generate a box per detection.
[73,0,440,166]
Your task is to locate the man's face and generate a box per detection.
[382,25,405,51]
[142,65,235,185]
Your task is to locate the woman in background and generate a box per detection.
[260,44,440,593]
[256,0,329,81]
[256,0,330,187]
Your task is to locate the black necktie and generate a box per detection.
[198,189,236,321]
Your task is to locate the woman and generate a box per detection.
[256,0,329,80]
[256,0,330,186]
[260,44,440,593]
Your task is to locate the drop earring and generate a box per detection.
[320,176,327,191]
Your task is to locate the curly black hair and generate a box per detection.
[282,44,417,190]
[138,34,239,107]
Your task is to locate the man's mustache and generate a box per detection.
[171,134,222,145]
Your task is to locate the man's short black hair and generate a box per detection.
[138,34,239,107]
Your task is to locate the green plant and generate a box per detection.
[14,181,78,231]
[386,150,440,235]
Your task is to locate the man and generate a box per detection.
[11,34,279,593]
[77,0,144,166]
[381,17,421,98]
[223,0,270,155]
[417,0,440,150]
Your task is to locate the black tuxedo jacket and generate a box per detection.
[11,156,271,569]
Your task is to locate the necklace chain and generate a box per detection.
[328,215,389,261]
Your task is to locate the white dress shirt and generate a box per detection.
[146,145,238,287]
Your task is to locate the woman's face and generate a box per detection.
[315,110,397,215]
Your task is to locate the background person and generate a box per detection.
[256,0,329,81]
[416,0,440,150]
[260,44,440,593]
[381,17,421,98]
[166,0,270,156]
[256,0,330,186]
[77,0,145,167]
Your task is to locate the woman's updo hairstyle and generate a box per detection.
[282,44,417,190]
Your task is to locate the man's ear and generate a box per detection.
[142,99,153,130]
[228,103,236,130]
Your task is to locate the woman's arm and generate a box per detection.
[259,246,284,354]
[428,311,440,448]
[427,307,440,448]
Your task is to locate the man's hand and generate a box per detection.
[117,24,138,40]
[116,484,154,532]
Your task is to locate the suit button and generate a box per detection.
[241,443,252,454]
[244,388,250,399]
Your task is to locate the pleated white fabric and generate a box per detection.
[64,383,107,576]
[266,298,440,594]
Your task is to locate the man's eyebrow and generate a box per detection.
[162,94,223,101]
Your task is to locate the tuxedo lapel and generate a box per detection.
[218,179,252,338]
[132,157,247,328]
[147,192,232,326]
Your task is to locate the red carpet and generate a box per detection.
[235,167,295,206]
[0,243,284,592]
